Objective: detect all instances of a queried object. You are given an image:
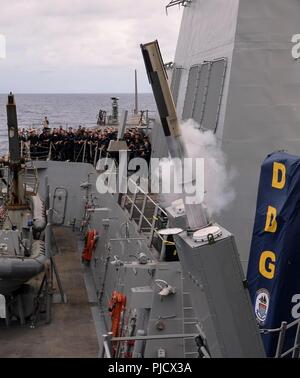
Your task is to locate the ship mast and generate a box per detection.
[134,69,138,116]
[6,93,26,208]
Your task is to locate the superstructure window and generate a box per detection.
[170,66,183,106]
[182,65,200,120]
[193,62,210,126]
[182,58,227,133]
[200,59,227,132]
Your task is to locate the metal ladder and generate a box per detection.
[23,162,39,196]
[181,275,199,358]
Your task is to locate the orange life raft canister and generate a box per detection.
[82,229,97,263]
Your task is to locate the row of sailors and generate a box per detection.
[18,126,152,163]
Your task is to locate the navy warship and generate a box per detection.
[1,0,300,359]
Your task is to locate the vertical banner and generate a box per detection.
[247,152,300,357]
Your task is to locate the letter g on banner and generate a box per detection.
[259,251,276,280]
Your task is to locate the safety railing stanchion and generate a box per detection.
[292,322,300,358]
[275,321,287,358]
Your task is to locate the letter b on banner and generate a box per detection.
[264,206,277,233]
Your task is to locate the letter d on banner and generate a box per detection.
[272,162,286,189]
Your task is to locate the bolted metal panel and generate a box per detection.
[192,62,210,127]
[144,263,186,358]
[182,65,200,120]
[130,286,154,309]
[170,66,183,106]
[201,58,227,132]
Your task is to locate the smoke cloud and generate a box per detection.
[180,119,237,217]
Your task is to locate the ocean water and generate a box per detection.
[0,93,156,155]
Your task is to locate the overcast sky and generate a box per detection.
[0,1,182,93]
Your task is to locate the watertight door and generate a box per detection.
[52,188,68,225]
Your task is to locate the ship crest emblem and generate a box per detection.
[255,289,270,325]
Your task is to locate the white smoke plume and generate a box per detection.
[180,119,237,217]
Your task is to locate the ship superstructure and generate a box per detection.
[168,0,300,271]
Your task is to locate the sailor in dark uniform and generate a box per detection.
[65,128,75,161]
[28,129,39,159]
[50,128,59,160]
[38,128,51,160]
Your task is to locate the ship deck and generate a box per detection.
[0,227,99,358]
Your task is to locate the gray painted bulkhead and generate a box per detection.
[174,227,265,357]
[173,0,300,270]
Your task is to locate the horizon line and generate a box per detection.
[0,92,153,95]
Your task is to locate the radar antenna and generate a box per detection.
[166,0,192,14]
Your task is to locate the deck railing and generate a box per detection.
[119,178,171,259]
[261,317,300,358]
[101,331,202,358]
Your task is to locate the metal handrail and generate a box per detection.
[112,333,198,342]
[23,109,154,131]
[261,317,300,334]
[103,318,300,358]
[121,178,169,252]
[102,332,199,358]
[128,178,168,214]
[261,317,300,358]
[102,334,113,358]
